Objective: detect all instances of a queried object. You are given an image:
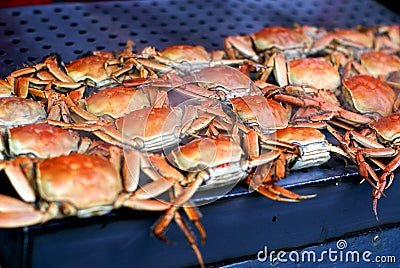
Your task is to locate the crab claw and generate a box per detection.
[0,194,47,228]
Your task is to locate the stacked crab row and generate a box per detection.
[0,24,399,267]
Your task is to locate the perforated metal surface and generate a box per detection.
[0,0,399,78]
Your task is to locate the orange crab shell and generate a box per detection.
[251,26,309,52]
[370,113,400,144]
[230,95,290,131]
[66,55,119,83]
[160,45,211,62]
[311,28,374,53]
[341,75,397,117]
[36,153,123,209]
[360,52,400,78]
[0,97,46,127]
[332,29,374,48]
[8,124,79,158]
[275,126,326,145]
[188,65,260,95]
[115,106,182,142]
[85,86,151,119]
[288,57,341,91]
[168,136,244,172]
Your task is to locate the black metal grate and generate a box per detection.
[0,0,399,78]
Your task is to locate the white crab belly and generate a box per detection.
[291,141,331,170]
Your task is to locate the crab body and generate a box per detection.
[6,123,81,159]
[81,85,151,120]
[225,26,311,61]
[230,95,291,133]
[341,74,397,117]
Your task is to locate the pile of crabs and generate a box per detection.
[0,24,399,267]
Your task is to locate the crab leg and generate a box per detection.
[152,189,205,268]
[242,129,315,201]
[355,150,381,188]
[0,195,56,228]
[120,198,171,211]
[172,210,205,268]
[151,174,205,240]
[246,165,316,202]
[182,203,206,245]
[373,153,400,220]
[2,161,36,203]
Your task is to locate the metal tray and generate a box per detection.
[0,0,399,267]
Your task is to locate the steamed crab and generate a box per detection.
[63,89,237,153]
[341,74,397,118]
[342,52,400,89]
[0,148,207,267]
[310,27,374,58]
[348,51,400,91]
[152,64,263,102]
[338,113,400,219]
[229,95,292,133]
[257,55,342,90]
[0,97,46,129]
[248,125,349,196]
[273,74,396,129]
[272,87,374,130]
[151,134,312,203]
[374,25,400,53]
[224,26,312,62]
[0,78,14,97]
[359,52,400,78]
[1,123,91,160]
[65,54,134,89]
[71,83,152,122]
[0,97,47,159]
[286,57,341,91]
[7,54,83,98]
[134,45,229,72]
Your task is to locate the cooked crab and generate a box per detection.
[272,87,374,129]
[0,79,14,97]
[360,52,400,78]
[0,152,176,223]
[287,57,341,91]
[248,125,350,203]
[1,123,91,160]
[72,84,152,122]
[0,97,46,130]
[258,55,342,90]
[135,45,226,71]
[274,73,396,129]
[156,134,312,202]
[269,126,348,170]
[229,95,291,133]
[224,26,312,62]
[114,99,237,152]
[374,25,400,53]
[0,150,206,267]
[7,54,83,98]
[338,113,400,219]
[65,54,136,89]
[342,51,400,81]
[341,74,397,118]
[163,64,263,101]
[60,90,237,153]
[310,28,374,58]
[0,97,47,159]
